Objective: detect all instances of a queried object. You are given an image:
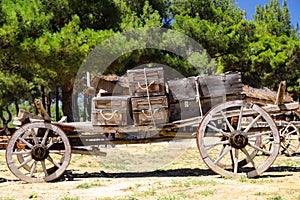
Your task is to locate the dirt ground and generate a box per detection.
[0,142,300,200]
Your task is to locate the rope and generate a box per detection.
[138,80,155,90]
[141,108,159,118]
[143,68,157,127]
[99,110,118,121]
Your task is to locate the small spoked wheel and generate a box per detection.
[197,100,280,178]
[279,122,300,156]
[6,122,71,183]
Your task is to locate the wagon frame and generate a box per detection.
[3,69,300,183]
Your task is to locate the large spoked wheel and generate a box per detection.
[279,122,300,156]
[6,122,71,183]
[197,100,280,178]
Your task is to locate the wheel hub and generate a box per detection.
[31,144,49,161]
[230,131,248,149]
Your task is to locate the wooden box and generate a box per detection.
[131,96,169,125]
[167,77,197,100]
[127,67,165,97]
[132,108,169,126]
[197,72,242,98]
[92,96,132,126]
[169,98,213,122]
[167,72,242,100]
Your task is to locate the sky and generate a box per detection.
[235,0,300,28]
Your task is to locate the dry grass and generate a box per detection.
[0,142,299,200]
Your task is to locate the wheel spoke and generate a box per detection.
[18,157,33,169]
[217,145,226,158]
[12,150,31,155]
[41,160,48,177]
[30,161,37,177]
[248,131,271,138]
[47,141,55,149]
[284,142,298,149]
[248,142,271,155]
[207,124,230,137]
[214,146,231,164]
[237,106,244,131]
[284,129,297,136]
[220,111,235,132]
[285,138,299,141]
[205,141,229,151]
[29,128,38,145]
[18,137,33,148]
[241,148,257,169]
[244,114,262,133]
[234,148,239,174]
[41,129,50,145]
[49,150,66,154]
[47,155,61,168]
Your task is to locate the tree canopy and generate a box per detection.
[0,0,299,125]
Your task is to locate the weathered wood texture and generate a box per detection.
[127,67,165,97]
[86,74,129,96]
[242,84,293,104]
[91,96,132,126]
[275,81,287,105]
[167,72,243,121]
[167,72,242,100]
[34,99,51,121]
[131,95,169,125]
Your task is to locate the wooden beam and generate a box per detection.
[275,81,286,105]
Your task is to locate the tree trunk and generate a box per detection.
[47,92,51,118]
[56,87,60,122]
[72,91,79,122]
[41,85,46,110]
[61,85,74,122]
[15,100,19,115]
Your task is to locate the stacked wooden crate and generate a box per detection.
[127,67,169,125]
[168,72,243,121]
[91,96,132,126]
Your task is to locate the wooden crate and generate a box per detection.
[167,72,242,100]
[92,96,132,126]
[132,108,169,126]
[127,67,165,97]
[169,95,244,122]
[131,96,168,110]
[197,72,242,98]
[131,96,169,125]
[167,77,196,100]
[169,98,214,122]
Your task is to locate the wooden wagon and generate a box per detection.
[4,67,300,182]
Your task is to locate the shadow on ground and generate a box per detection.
[0,166,299,183]
[63,165,300,181]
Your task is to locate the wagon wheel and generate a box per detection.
[197,100,280,178]
[15,129,66,172]
[6,122,71,183]
[279,122,300,156]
